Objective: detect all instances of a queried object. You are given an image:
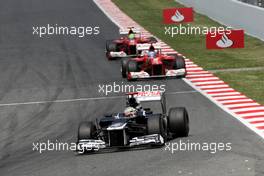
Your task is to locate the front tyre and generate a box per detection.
[147,115,165,136]
[121,59,129,78]
[127,60,138,81]
[106,41,117,60]
[78,121,96,140]
[147,115,166,146]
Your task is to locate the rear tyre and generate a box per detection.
[78,121,96,140]
[172,55,186,78]
[174,56,186,69]
[121,59,129,78]
[167,107,189,137]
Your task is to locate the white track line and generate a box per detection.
[253,123,264,127]
[231,107,264,113]
[214,95,247,100]
[193,81,225,85]
[218,99,253,103]
[200,85,230,89]
[244,117,264,121]
[226,103,260,108]
[207,92,240,96]
[0,90,198,107]
[248,118,264,123]
[186,74,214,78]
[203,88,235,93]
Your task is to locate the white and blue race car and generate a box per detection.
[76,91,189,154]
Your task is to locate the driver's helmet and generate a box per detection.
[148,45,156,58]
[124,107,137,118]
[128,33,135,40]
[148,51,156,58]
[128,97,140,108]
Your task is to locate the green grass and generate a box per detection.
[112,0,264,104]
[215,71,264,104]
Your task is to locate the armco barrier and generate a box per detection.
[176,0,264,41]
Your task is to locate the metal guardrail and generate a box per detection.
[177,0,264,41]
[239,0,264,7]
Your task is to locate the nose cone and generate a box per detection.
[150,58,162,65]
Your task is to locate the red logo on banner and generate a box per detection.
[163,8,193,24]
[206,30,244,49]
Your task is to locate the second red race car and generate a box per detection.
[121,43,186,81]
[106,27,158,60]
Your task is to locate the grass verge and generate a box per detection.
[215,71,264,104]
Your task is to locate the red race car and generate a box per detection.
[121,44,186,81]
[106,27,158,60]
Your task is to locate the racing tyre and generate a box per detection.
[147,115,165,136]
[174,56,186,69]
[147,115,166,145]
[172,55,186,78]
[127,60,138,81]
[106,40,116,52]
[121,59,129,78]
[106,42,117,60]
[127,60,138,72]
[78,121,96,140]
[148,37,158,43]
[107,43,117,52]
[168,107,189,137]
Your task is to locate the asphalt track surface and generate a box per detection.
[0,0,263,176]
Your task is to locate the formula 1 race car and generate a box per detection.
[106,27,158,60]
[76,91,189,154]
[120,43,186,81]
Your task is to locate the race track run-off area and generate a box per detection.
[94,0,264,139]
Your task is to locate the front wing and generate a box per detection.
[76,134,164,154]
[128,68,186,79]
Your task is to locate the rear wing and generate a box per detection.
[136,43,162,51]
[127,91,162,102]
[119,27,141,35]
[127,91,167,114]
